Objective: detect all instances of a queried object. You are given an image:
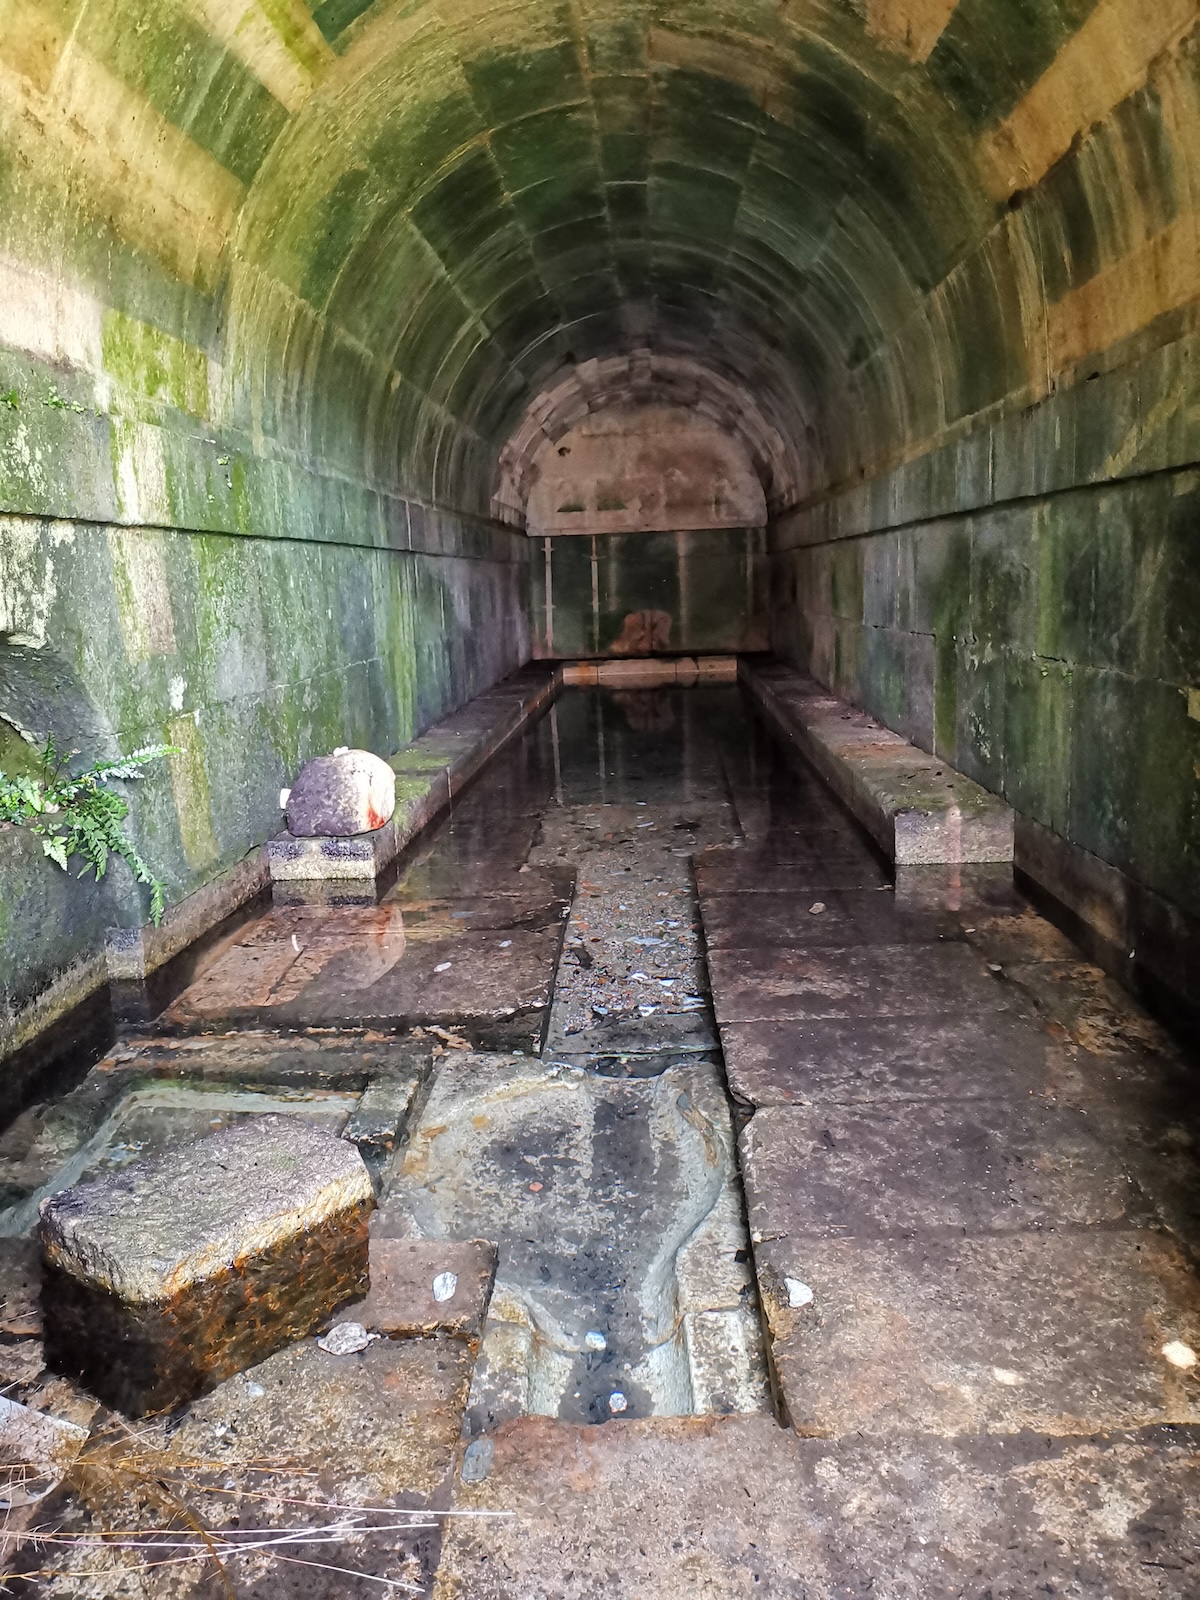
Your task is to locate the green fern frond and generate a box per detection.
[1,739,178,924]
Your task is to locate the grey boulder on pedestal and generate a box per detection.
[286,749,396,838]
[38,1116,373,1417]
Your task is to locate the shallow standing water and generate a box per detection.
[380,685,774,1425]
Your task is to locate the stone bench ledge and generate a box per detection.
[740,662,1014,866]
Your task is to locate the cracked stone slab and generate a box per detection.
[436,1414,1200,1599]
[740,1101,1140,1238]
[707,942,1020,1024]
[39,1116,373,1415]
[719,1011,1069,1106]
[753,1230,1200,1437]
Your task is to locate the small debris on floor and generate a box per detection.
[317,1321,376,1355]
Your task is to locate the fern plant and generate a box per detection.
[0,736,177,924]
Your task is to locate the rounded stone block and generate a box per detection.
[38,1115,373,1416]
[287,750,396,838]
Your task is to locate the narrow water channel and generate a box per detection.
[380,685,773,1426]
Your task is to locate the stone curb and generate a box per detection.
[740,660,1014,866]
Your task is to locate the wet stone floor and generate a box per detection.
[3,685,1200,1596]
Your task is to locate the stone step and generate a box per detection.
[38,1115,373,1416]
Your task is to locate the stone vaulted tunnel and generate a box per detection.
[1,0,1200,1592]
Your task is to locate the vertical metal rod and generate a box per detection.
[544,535,554,656]
[551,703,564,808]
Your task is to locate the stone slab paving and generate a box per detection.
[740,1100,1141,1237]
[707,941,1020,1023]
[354,1236,498,1342]
[720,1011,1071,1106]
[754,1231,1200,1437]
[436,1415,1200,1598]
[697,710,1200,1536]
[700,886,966,947]
[696,850,891,894]
[158,832,572,1044]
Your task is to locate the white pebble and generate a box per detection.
[608,1391,627,1413]
[318,1322,374,1356]
[432,1272,458,1304]
[1162,1340,1197,1370]
[785,1278,814,1309]
[585,1331,607,1352]
[434,961,451,973]
[809,902,825,915]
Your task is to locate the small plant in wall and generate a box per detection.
[0,737,178,923]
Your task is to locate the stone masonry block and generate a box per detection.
[356,1236,498,1342]
[39,1116,373,1416]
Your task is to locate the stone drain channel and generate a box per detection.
[381,790,770,1431]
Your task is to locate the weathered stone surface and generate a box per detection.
[700,887,964,947]
[695,848,890,894]
[39,1116,373,1415]
[161,922,563,1049]
[21,1338,475,1597]
[754,1230,1200,1437]
[355,1237,497,1341]
[743,663,1015,865]
[706,941,1018,1024]
[287,750,396,839]
[719,1011,1067,1106]
[268,822,400,882]
[740,1102,1137,1239]
[379,1054,767,1424]
[177,1335,474,1502]
[437,1415,1200,1599]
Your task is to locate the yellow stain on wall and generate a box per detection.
[865,0,959,64]
[0,44,243,294]
[0,0,72,95]
[979,0,1200,200]
[188,0,332,113]
[166,712,221,871]
[107,527,178,660]
[1047,209,1200,376]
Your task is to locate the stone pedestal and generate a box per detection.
[39,1116,373,1417]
